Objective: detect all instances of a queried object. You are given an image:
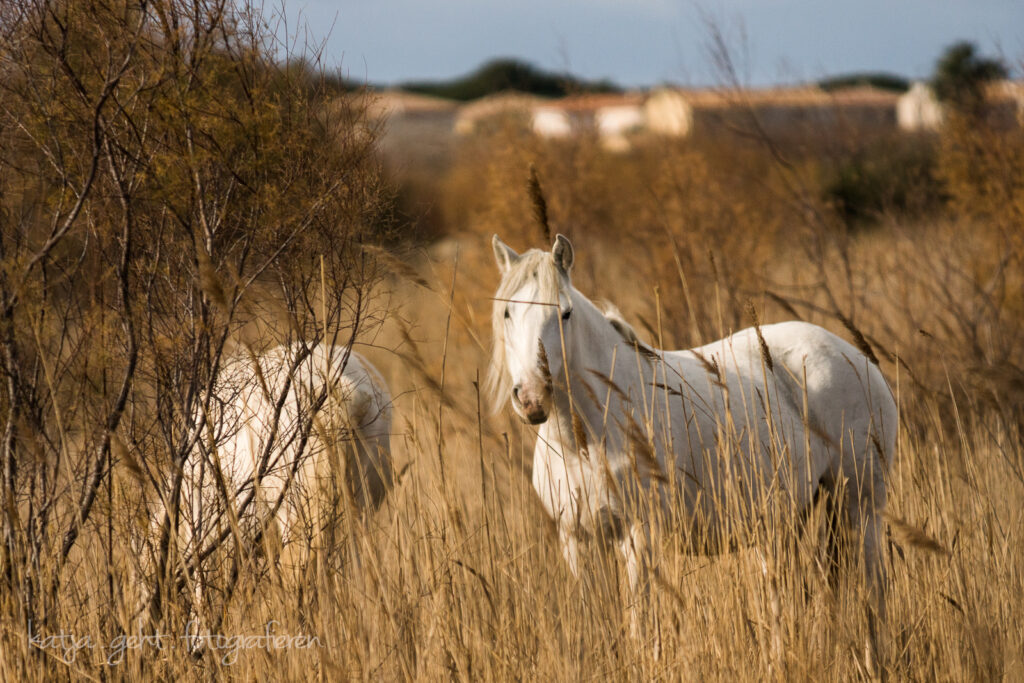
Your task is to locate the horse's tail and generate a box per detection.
[342,378,375,431]
[344,356,392,435]
[337,356,394,509]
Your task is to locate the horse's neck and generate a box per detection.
[536,313,660,502]
[552,299,652,449]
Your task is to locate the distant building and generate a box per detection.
[644,88,694,137]
[896,80,1024,131]
[531,107,573,138]
[984,80,1024,128]
[365,89,458,119]
[453,91,547,136]
[523,93,646,150]
[645,86,898,140]
[897,82,944,131]
[595,103,646,151]
[386,78,1021,158]
[363,90,459,166]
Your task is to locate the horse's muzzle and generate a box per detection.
[524,409,548,425]
[512,384,549,424]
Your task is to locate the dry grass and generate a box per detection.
[5,55,1024,681]
[7,224,1024,680]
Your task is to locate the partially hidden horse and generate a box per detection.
[487,233,897,667]
[146,342,393,619]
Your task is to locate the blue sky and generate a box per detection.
[279,1,1023,87]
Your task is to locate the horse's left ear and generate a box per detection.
[552,234,574,274]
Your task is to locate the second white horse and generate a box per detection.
[149,342,392,618]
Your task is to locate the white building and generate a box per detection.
[897,82,944,132]
[595,104,646,151]
[453,91,545,136]
[644,88,694,137]
[531,107,573,138]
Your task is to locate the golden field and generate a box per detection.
[2,2,1024,681]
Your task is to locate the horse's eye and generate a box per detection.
[561,308,572,321]
[504,307,510,320]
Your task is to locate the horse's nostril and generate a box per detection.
[512,385,521,402]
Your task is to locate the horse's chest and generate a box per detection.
[531,442,622,532]
[532,448,576,522]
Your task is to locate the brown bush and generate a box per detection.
[0,0,392,650]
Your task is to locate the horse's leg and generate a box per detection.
[129,508,164,632]
[560,519,617,616]
[842,464,888,679]
[619,523,643,638]
[858,500,887,679]
[619,521,661,659]
[820,476,846,590]
[559,524,582,578]
[753,546,787,676]
[186,489,213,655]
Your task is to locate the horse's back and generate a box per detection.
[244,343,393,508]
[179,343,393,541]
[758,321,896,463]
[663,321,895,503]
[235,343,391,439]
[707,321,897,474]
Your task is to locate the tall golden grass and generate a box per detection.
[4,13,1024,678]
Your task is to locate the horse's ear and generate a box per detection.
[492,234,519,273]
[552,234,574,274]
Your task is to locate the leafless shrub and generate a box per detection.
[0,0,392,651]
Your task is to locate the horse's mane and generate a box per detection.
[597,301,641,346]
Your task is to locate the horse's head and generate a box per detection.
[488,233,575,424]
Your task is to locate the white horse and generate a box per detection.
[147,342,392,618]
[487,234,897,667]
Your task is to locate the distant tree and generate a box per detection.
[931,41,1007,116]
[401,58,621,101]
[818,72,909,93]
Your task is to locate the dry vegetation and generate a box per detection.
[2,1,1024,681]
